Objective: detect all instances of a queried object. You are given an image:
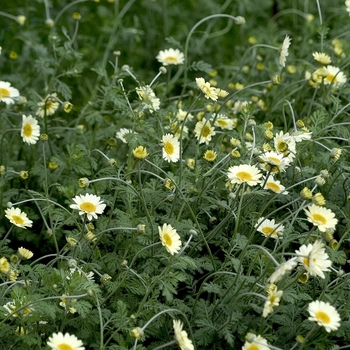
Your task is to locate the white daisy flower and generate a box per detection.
[312,52,331,65]
[214,114,234,130]
[262,287,283,317]
[279,35,291,67]
[161,133,180,162]
[5,207,33,229]
[116,128,137,143]
[176,109,194,122]
[135,85,160,112]
[36,93,59,118]
[173,320,194,350]
[156,48,184,66]
[0,81,20,105]
[304,204,338,232]
[195,77,218,101]
[21,115,40,145]
[158,223,182,255]
[289,130,312,142]
[255,217,284,239]
[227,164,262,187]
[263,175,288,194]
[259,151,291,172]
[323,65,347,87]
[308,300,341,332]
[47,332,85,350]
[242,334,270,350]
[70,193,106,221]
[194,118,216,145]
[269,257,298,283]
[295,240,332,278]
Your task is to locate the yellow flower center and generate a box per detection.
[164,141,174,155]
[80,202,96,213]
[267,156,281,164]
[164,56,178,63]
[202,125,211,137]
[266,182,280,192]
[57,344,73,350]
[325,74,337,83]
[236,171,252,181]
[276,140,288,153]
[269,295,276,304]
[303,257,310,267]
[0,88,10,98]
[23,123,33,137]
[312,213,327,225]
[217,120,228,127]
[262,227,274,236]
[315,311,331,324]
[247,345,259,350]
[12,215,24,225]
[163,233,172,247]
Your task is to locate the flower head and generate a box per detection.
[304,204,337,232]
[159,223,181,255]
[173,320,194,350]
[116,128,137,143]
[227,164,262,187]
[36,93,59,118]
[132,145,149,160]
[5,207,33,229]
[136,85,160,112]
[195,77,218,101]
[255,217,284,239]
[263,175,288,194]
[313,52,331,65]
[21,115,40,145]
[70,193,106,221]
[214,114,234,130]
[295,240,332,278]
[269,257,298,283]
[18,247,33,260]
[161,134,180,162]
[308,300,341,332]
[259,151,291,173]
[47,332,85,350]
[0,81,20,105]
[262,286,283,317]
[203,150,217,162]
[323,65,347,86]
[242,334,270,350]
[194,118,216,145]
[0,257,10,273]
[156,48,184,66]
[279,35,291,67]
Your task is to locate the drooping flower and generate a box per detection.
[304,204,338,232]
[255,217,284,239]
[227,164,262,187]
[0,81,20,105]
[262,286,283,317]
[242,334,270,350]
[295,240,332,278]
[158,223,181,255]
[308,300,341,332]
[269,257,298,283]
[36,93,59,118]
[5,207,33,229]
[156,48,184,66]
[194,118,216,145]
[21,115,40,145]
[0,257,10,273]
[173,320,194,350]
[18,247,33,260]
[312,52,331,65]
[263,175,288,194]
[195,77,218,101]
[70,193,106,221]
[132,145,149,160]
[135,85,160,112]
[47,332,85,350]
[161,133,180,162]
[279,35,291,67]
[323,65,347,87]
[214,114,235,130]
